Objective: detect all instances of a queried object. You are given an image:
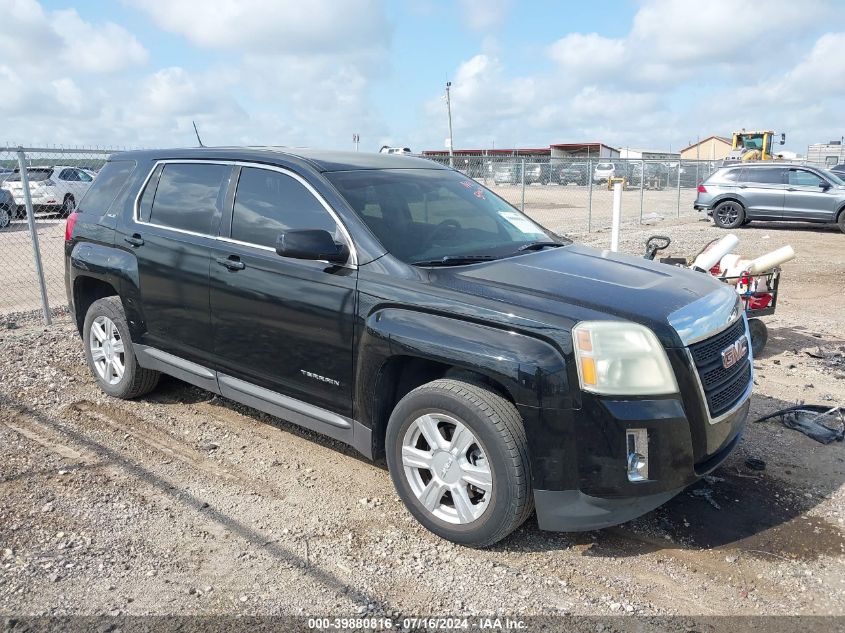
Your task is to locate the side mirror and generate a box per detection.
[276,229,349,264]
[820,181,832,191]
[780,133,786,145]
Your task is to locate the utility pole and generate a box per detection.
[445,81,454,168]
[352,134,359,152]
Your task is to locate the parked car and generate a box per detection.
[672,162,716,188]
[557,162,589,185]
[66,148,752,546]
[830,163,845,177]
[592,162,618,184]
[0,188,13,228]
[492,162,521,185]
[4,166,95,217]
[695,162,845,232]
[524,162,552,185]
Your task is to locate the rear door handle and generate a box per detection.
[124,234,144,247]
[216,256,245,271]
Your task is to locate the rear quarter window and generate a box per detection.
[77,160,136,215]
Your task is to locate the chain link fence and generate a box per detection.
[421,155,722,237]
[11,146,819,325]
[1,147,120,322]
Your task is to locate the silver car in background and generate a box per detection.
[694,162,845,233]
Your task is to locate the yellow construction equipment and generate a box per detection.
[728,130,786,161]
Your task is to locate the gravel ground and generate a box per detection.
[1,214,843,621]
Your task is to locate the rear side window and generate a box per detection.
[149,163,229,235]
[77,160,136,215]
[230,167,336,248]
[743,167,784,184]
[8,168,52,182]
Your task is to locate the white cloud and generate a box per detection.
[0,0,148,74]
[131,0,390,55]
[458,0,513,31]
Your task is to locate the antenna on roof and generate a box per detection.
[192,121,205,148]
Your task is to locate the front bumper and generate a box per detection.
[528,387,750,532]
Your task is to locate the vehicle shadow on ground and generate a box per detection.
[1,394,394,614]
[759,325,845,359]
[497,392,845,561]
[743,221,840,234]
[147,375,374,465]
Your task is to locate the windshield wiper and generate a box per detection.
[411,255,498,267]
[516,241,564,252]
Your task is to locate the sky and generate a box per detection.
[1,0,843,155]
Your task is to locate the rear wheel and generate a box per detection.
[838,209,845,234]
[385,378,533,547]
[60,195,75,218]
[713,200,745,229]
[83,296,160,399]
[0,205,10,229]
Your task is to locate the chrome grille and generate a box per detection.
[688,319,752,418]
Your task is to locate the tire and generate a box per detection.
[748,318,768,357]
[60,195,75,218]
[0,205,10,229]
[385,378,533,547]
[742,218,752,226]
[83,296,160,399]
[838,209,845,234]
[713,200,745,229]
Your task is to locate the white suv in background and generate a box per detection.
[3,166,95,218]
[592,162,617,184]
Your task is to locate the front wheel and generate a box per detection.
[838,210,845,234]
[713,200,745,229]
[386,378,533,547]
[0,205,10,229]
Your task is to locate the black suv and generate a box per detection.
[65,148,752,546]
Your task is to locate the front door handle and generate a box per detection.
[216,256,245,271]
[786,187,797,191]
[124,234,144,247]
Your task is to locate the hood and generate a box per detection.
[432,244,736,347]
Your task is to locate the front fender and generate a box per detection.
[365,308,572,410]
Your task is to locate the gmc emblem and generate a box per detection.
[721,336,749,369]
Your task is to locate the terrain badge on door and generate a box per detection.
[300,369,340,387]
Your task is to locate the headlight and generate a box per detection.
[572,321,678,396]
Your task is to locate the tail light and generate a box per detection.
[65,211,78,241]
[697,184,707,193]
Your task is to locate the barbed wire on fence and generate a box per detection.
[1,146,837,323]
[0,147,121,322]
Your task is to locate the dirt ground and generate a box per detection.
[1,214,843,622]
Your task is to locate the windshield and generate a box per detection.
[327,168,563,264]
[822,169,845,186]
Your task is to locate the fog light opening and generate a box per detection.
[626,428,649,482]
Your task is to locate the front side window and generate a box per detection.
[231,167,337,249]
[327,168,558,264]
[787,169,824,187]
[148,163,229,235]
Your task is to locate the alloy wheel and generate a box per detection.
[401,412,492,524]
[716,202,739,225]
[89,315,125,385]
